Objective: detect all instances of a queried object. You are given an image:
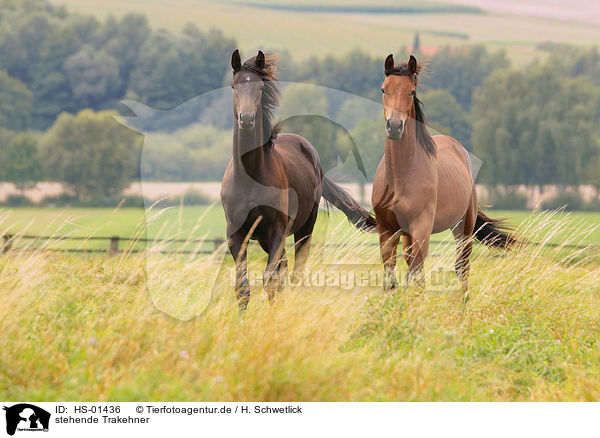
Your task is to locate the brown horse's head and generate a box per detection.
[381,54,419,140]
[230,49,279,133]
[231,49,264,131]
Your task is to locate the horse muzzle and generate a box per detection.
[238,112,256,131]
[385,118,404,140]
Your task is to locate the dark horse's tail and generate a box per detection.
[474,208,518,248]
[322,177,377,231]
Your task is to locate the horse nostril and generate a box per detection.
[385,119,391,131]
[398,120,404,131]
[239,113,255,128]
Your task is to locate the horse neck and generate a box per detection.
[384,113,429,186]
[232,110,267,179]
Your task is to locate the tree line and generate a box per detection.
[0,0,598,201]
[0,0,236,129]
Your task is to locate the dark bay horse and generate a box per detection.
[372,54,516,295]
[221,50,376,311]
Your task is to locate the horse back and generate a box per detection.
[273,133,322,180]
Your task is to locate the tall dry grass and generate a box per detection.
[0,210,599,401]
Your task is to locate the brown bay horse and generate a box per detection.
[221,50,376,311]
[372,54,516,295]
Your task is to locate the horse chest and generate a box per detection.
[374,183,437,233]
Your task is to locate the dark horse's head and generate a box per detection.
[381,54,435,155]
[230,49,280,138]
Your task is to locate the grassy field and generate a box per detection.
[4,1,600,402]
[0,205,599,276]
[1,205,599,236]
[49,0,600,65]
[0,206,599,401]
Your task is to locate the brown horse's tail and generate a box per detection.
[322,177,377,231]
[474,208,518,249]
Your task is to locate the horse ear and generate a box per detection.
[231,49,241,72]
[384,54,394,71]
[407,55,418,76]
[255,50,265,69]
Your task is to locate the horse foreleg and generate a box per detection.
[263,230,287,302]
[406,225,432,289]
[229,232,250,313]
[378,227,400,291]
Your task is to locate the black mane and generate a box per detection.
[237,54,281,147]
[384,62,436,156]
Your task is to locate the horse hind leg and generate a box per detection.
[453,232,472,287]
[452,214,475,302]
[293,204,318,274]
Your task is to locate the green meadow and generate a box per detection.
[0,206,598,275]
[3,0,600,403]
[1,206,599,401]
[1,206,599,248]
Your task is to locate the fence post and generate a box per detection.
[109,236,119,256]
[2,234,12,254]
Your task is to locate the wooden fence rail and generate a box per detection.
[1,233,225,256]
[1,233,599,257]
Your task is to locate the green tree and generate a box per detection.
[140,124,231,181]
[426,46,509,109]
[96,14,151,95]
[279,83,328,119]
[350,117,384,182]
[0,133,41,190]
[0,70,33,130]
[541,44,600,88]
[472,64,599,187]
[336,97,378,130]
[287,49,383,102]
[64,46,122,108]
[40,110,142,199]
[0,11,56,84]
[128,25,235,109]
[63,13,101,45]
[420,89,471,144]
[30,21,83,128]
